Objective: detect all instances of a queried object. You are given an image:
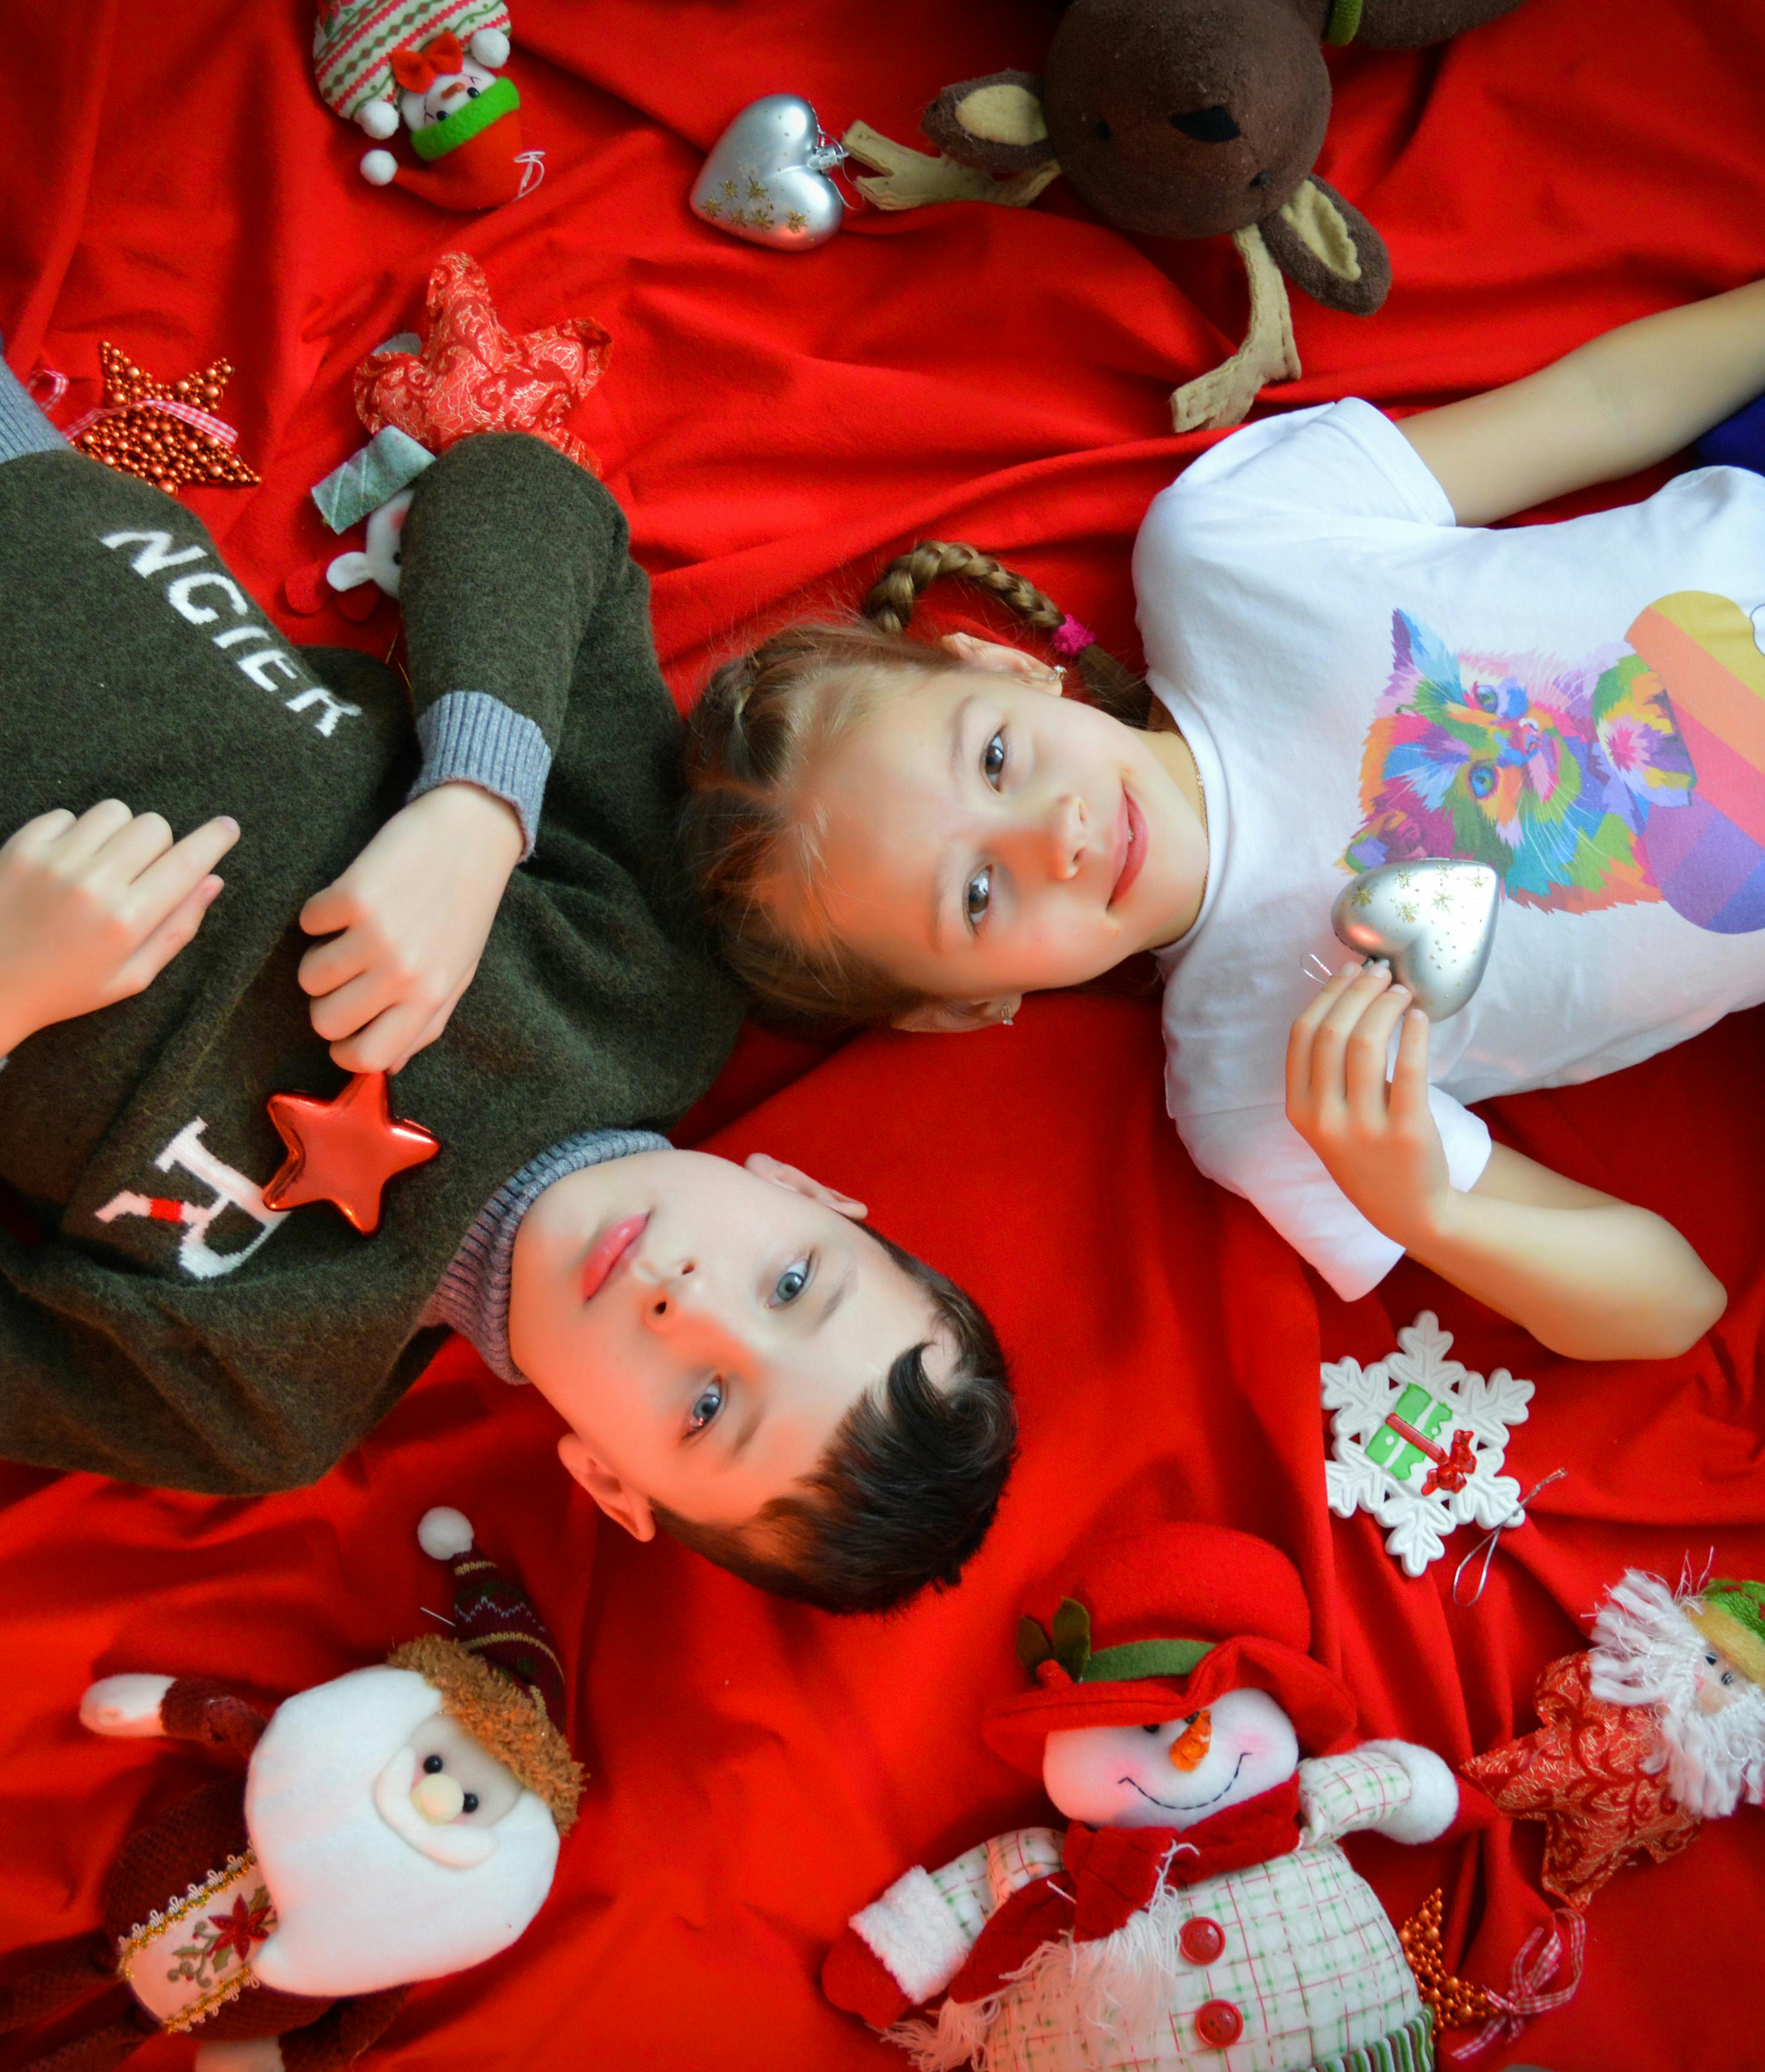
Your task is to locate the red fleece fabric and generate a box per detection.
[2,3,1764,2068]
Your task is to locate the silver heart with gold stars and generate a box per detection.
[1331,859,1500,1021]
[692,95,846,252]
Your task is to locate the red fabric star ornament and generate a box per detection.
[354,251,610,469]
[263,1072,440,1235]
[1461,1650,1700,1909]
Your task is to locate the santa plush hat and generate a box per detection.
[391,1506,582,1832]
[983,1522,1357,1776]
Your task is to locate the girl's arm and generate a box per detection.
[1399,279,1765,525]
[1287,963,1726,1361]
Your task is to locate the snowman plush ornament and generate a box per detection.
[824,1524,1486,2072]
[359,34,510,185]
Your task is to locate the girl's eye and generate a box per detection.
[982,729,1007,787]
[772,1259,813,1306]
[965,867,992,926]
[687,1379,724,1436]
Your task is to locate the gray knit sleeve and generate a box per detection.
[407,690,552,858]
[0,356,69,464]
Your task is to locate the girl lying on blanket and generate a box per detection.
[0,362,1014,1614]
[685,280,1765,1363]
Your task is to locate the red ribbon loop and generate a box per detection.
[391,31,466,93]
[1450,1908,1586,2060]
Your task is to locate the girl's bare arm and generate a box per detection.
[1400,279,1765,525]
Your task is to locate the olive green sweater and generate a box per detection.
[0,434,739,1492]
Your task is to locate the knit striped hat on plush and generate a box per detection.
[314,0,512,123]
[389,1507,583,1832]
[1685,1578,1765,1690]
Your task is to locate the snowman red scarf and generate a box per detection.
[945,1777,1302,2005]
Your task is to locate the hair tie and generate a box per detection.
[1051,614,1096,660]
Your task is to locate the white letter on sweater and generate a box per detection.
[99,529,207,576]
[167,571,250,625]
[95,1119,286,1280]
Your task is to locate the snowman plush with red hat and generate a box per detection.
[823,1524,1483,2071]
[313,2,530,211]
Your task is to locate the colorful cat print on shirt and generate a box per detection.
[1342,593,1765,934]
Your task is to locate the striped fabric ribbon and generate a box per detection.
[27,363,69,410]
[63,392,243,447]
[1449,1908,1586,2061]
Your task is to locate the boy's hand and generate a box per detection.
[1286,959,1449,1246]
[298,783,525,1074]
[0,802,237,1056]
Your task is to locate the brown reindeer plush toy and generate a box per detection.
[845,0,1527,429]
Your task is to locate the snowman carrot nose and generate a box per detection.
[1168,1710,1212,1771]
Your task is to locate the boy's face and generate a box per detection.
[508,1148,952,1539]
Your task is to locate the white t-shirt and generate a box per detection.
[1135,398,1765,1299]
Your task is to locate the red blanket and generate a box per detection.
[4,2,1763,2067]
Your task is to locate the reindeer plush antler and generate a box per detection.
[845,0,1526,429]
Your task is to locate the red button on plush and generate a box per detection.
[1180,1916,1226,1964]
[1195,1999,1244,2048]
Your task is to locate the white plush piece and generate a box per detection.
[852,1865,974,2003]
[1357,1738,1461,1843]
[80,1673,176,1737]
[359,149,399,187]
[418,1504,475,1560]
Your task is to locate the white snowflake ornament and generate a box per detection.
[1322,1312,1532,1576]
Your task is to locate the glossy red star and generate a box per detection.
[262,1072,440,1236]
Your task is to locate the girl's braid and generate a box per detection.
[862,540,1152,726]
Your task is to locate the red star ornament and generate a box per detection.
[72,342,259,493]
[353,251,610,469]
[262,1072,440,1235]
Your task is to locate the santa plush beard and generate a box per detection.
[1587,1571,1765,1820]
[244,1665,560,1999]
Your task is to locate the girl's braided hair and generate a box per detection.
[681,542,1154,1029]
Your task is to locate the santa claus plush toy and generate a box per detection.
[823,1523,1484,2072]
[312,2,529,210]
[1463,1565,1765,1909]
[0,1510,581,2072]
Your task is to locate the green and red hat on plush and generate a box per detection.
[1686,1577,1765,1688]
[983,1522,1357,1776]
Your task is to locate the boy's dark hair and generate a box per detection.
[653,1229,1016,1616]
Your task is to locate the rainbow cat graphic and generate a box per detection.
[1342,596,1765,934]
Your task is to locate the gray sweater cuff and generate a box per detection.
[0,357,70,464]
[410,691,552,860]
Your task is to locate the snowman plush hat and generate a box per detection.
[824,1522,1486,2072]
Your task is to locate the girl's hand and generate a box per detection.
[1286,959,1448,1246]
[298,783,525,1075]
[0,802,237,1057]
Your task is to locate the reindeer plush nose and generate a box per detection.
[1168,1710,1212,1770]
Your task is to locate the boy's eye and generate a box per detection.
[965,867,992,926]
[687,1378,724,1436]
[772,1258,813,1306]
[982,729,1007,787]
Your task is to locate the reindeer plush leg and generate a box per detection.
[0,1936,116,2031]
[1169,227,1302,433]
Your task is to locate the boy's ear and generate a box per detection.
[941,630,1064,691]
[557,1434,657,1542]
[743,1152,867,1221]
[891,996,1020,1035]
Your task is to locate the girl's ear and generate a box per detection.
[891,996,1020,1034]
[941,630,1063,693]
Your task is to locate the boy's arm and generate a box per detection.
[1287,962,1727,1360]
[1399,278,1765,525]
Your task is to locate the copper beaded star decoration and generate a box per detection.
[262,1072,440,1236]
[70,342,259,494]
[1399,1888,1496,2033]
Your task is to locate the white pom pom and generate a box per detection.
[469,27,510,67]
[80,1673,176,1738]
[356,98,400,140]
[360,149,398,187]
[419,1506,474,1559]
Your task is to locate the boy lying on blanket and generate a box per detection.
[0,365,1014,1615]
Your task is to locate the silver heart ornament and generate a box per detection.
[1331,860,1500,1021]
[692,94,846,251]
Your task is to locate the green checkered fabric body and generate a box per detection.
[904,1750,1430,2071]
[313,0,512,121]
